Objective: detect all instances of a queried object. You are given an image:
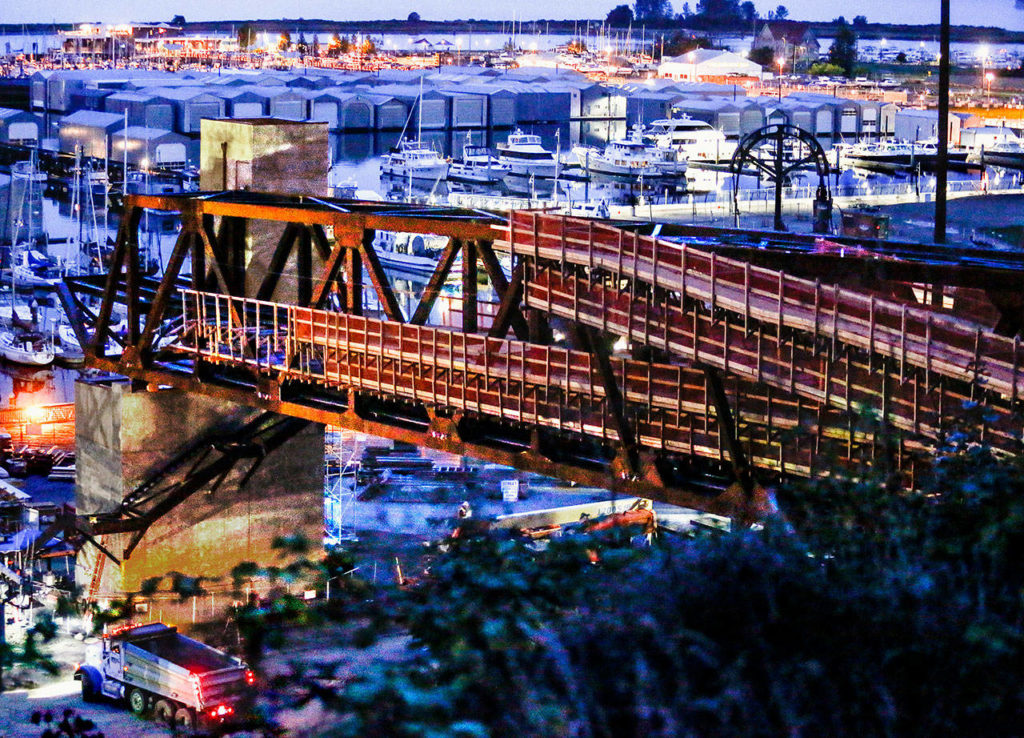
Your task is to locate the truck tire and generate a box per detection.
[127,687,148,716]
[154,699,174,726]
[80,673,98,703]
[173,706,196,732]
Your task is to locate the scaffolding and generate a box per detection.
[324,426,359,545]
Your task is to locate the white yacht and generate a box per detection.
[0,330,54,367]
[379,139,449,182]
[447,145,509,185]
[373,231,458,280]
[968,139,1024,168]
[647,117,736,162]
[573,127,687,179]
[498,130,559,180]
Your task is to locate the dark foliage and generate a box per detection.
[606,5,634,26]
[662,33,713,57]
[829,19,859,77]
[313,417,1024,736]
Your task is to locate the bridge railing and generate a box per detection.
[505,211,1024,406]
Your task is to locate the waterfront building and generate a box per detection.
[657,49,765,82]
[0,107,42,145]
[752,21,820,70]
[58,110,127,158]
[109,126,189,168]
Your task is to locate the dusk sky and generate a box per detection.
[3,0,1024,30]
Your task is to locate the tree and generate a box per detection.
[278,31,292,52]
[170,15,186,26]
[634,0,674,21]
[607,4,634,25]
[740,1,758,24]
[808,62,845,76]
[749,45,775,68]
[852,14,868,28]
[773,4,788,20]
[237,23,257,50]
[662,33,713,57]
[692,0,743,28]
[407,11,421,22]
[296,31,308,54]
[828,18,858,76]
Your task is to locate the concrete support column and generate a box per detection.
[75,380,324,597]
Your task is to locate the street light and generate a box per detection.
[776,57,784,100]
[985,71,995,104]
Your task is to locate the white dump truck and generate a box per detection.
[74,622,253,731]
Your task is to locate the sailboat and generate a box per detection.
[0,330,54,367]
[380,76,448,183]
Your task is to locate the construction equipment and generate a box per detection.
[74,622,254,731]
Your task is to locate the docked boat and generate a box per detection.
[9,248,63,289]
[379,139,449,182]
[969,140,1024,169]
[498,130,559,180]
[573,127,687,179]
[373,231,457,280]
[646,117,736,163]
[0,330,54,367]
[447,145,508,185]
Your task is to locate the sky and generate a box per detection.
[3,0,1024,31]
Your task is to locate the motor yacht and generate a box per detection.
[573,127,687,179]
[646,117,736,162]
[447,145,509,185]
[498,130,559,180]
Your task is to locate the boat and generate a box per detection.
[572,127,687,179]
[0,330,54,367]
[968,140,1024,169]
[447,144,508,185]
[9,248,63,289]
[379,138,449,182]
[372,231,458,280]
[646,117,737,163]
[498,130,559,180]
[54,323,123,365]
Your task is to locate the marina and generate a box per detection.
[2,9,1024,735]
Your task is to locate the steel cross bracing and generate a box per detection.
[60,192,1024,527]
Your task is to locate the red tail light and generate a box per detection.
[208,704,234,718]
[244,669,255,685]
[188,672,203,703]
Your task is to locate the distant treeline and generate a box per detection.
[2,19,1023,44]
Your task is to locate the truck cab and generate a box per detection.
[75,622,253,731]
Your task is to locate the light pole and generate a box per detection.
[776,58,784,100]
[985,71,995,105]
[934,0,950,245]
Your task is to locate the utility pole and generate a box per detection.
[934,0,951,244]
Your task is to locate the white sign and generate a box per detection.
[501,479,519,503]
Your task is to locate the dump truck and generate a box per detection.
[74,622,253,731]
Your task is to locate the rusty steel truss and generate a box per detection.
[59,191,1024,529]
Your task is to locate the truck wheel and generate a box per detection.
[80,675,98,703]
[173,706,196,732]
[154,699,174,726]
[127,687,148,716]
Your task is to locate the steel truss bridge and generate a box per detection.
[53,190,1024,553]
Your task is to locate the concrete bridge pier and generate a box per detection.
[74,379,325,599]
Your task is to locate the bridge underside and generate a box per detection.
[60,191,1024,538]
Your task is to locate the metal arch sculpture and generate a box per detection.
[730,124,832,233]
